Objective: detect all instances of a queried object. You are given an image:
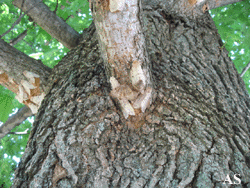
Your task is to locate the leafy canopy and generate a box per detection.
[210,1,250,93]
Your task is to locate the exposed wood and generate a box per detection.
[0,39,51,113]
[91,0,153,123]
[13,0,80,49]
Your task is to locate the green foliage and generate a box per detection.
[210,0,250,93]
[1,0,92,68]
[0,85,23,123]
[0,119,31,187]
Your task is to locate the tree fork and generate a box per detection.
[90,0,153,126]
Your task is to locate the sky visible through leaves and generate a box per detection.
[0,0,249,187]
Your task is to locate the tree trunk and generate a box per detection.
[12,1,250,188]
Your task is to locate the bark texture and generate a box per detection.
[90,0,153,124]
[0,39,51,113]
[12,1,250,188]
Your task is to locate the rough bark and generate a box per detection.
[13,0,80,49]
[12,1,250,188]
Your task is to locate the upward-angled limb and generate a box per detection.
[206,0,243,10]
[90,0,153,125]
[0,39,51,114]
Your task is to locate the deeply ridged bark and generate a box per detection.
[12,1,250,187]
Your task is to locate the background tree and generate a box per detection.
[0,0,250,187]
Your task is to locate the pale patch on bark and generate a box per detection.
[23,71,40,84]
[133,87,152,113]
[119,98,136,119]
[91,0,153,123]
[109,0,126,12]
[130,60,146,92]
[21,80,37,95]
[13,71,46,114]
[52,163,68,187]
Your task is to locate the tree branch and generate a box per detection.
[90,0,153,125]
[0,106,32,140]
[206,0,243,10]
[54,0,59,13]
[9,30,28,46]
[13,0,80,49]
[8,129,30,135]
[0,39,51,113]
[0,13,25,38]
[240,61,250,78]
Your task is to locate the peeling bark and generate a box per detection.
[12,1,250,188]
[0,39,51,113]
[91,0,153,123]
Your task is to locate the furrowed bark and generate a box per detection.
[90,0,153,125]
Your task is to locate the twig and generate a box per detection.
[0,13,26,38]
[54,0,59,13]
[8,129,30,135]
[9,30,28,46]
[0,106,33,140]
[240,61,250,77]
[1,1,42,38]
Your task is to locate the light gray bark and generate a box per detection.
[90,0,153,124]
